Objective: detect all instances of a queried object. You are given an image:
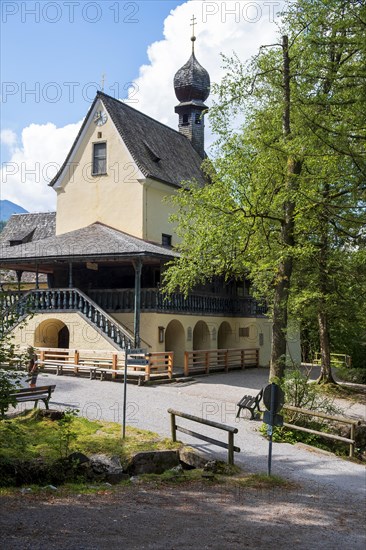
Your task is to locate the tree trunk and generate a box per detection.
[317,307,335,383]
[270,36,302,380]
[270,258,292,380]
[316,220,336,384]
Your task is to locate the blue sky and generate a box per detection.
[1,1,283,211]
[1,1,182,137]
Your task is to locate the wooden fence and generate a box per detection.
[168,408,240,465]
[184,348,259,377]
[313,353,352,368]
[283,404,361,457]
[35,347,173,382]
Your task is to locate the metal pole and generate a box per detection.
[133,259,142,348]
[268,382,277,476]
[122,348,128,439]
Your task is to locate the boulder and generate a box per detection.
[126,450,179,475]
[88,454,128,484]
[179,447,210,469]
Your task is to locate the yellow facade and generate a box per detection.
[55,99,145,237]
[11,312,118,351]
[55,99,178,244]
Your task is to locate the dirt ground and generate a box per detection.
[1,474,365,550]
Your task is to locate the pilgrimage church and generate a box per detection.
[0,30,299,374]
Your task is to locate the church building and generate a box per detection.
[0,36,283,372]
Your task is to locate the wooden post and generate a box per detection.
[241,349,245,369]
[205,351,210,374]
[112,353,117,379]
[168,352,173,379]
[228,432,234,465]
[145,357,151,381]
[350,423,355,458]
[74,350,79,374]
[170,412,176,442]
[184,352,189,377]
[225,349,229,372]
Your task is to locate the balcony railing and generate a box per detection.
[0,288,134,349]
[88,288,267,316]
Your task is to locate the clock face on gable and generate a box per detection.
[93,110,108,126]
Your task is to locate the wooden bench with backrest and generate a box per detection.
[8,385,56,413]
[236,388,264,420]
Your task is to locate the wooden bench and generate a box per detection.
[236,388,263,420]
[10,385,56,412]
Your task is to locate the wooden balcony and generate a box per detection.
[88,288,267,317]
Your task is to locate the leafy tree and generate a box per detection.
[164,0,366,382]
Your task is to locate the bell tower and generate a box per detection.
[173,17,210,158]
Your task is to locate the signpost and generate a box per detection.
[122,348,147,438]
[262,383,284,476]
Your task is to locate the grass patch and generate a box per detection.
[229,473,295,490]
[0,409,182,486]
[0,409,179,466]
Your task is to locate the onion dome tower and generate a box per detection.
[173,17,210,158]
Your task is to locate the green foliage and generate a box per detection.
[164,0,366,380]
[54,409,79,459]
[337,367,366,385]
[0,370,23,417]
[0,411,180,466]
[280,366,340,421]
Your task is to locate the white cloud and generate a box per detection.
[2,0,283,213]
[0,121,82,212]
[130,0,283,145]
[1,129,18,151]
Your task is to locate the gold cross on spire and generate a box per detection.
[100,73,106,92]
[190,15,197,53]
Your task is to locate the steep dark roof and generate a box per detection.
[50,92,207,189]
[0,212,56,245]
[0,222,177,262]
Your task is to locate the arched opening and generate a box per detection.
[58,325,70,349]
[34,319,69,349]
[165,320,185,369]
[193,321,210,350]
[218,321,233,349]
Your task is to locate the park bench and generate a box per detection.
[1,385,56,416]
[236,388,263,420]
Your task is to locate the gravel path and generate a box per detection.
[3,368,366,549]
[26,368,366,503]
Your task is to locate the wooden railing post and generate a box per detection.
[350,423,355,458]
[225,349,229,373]
[228,432,234,465]
[184,352,189,376]
[168,352,173,379]
[205,351,210,374]
[112,353,118,379]
[170,412,176,442]
[145,357,151,381]
[74,350,79,374]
